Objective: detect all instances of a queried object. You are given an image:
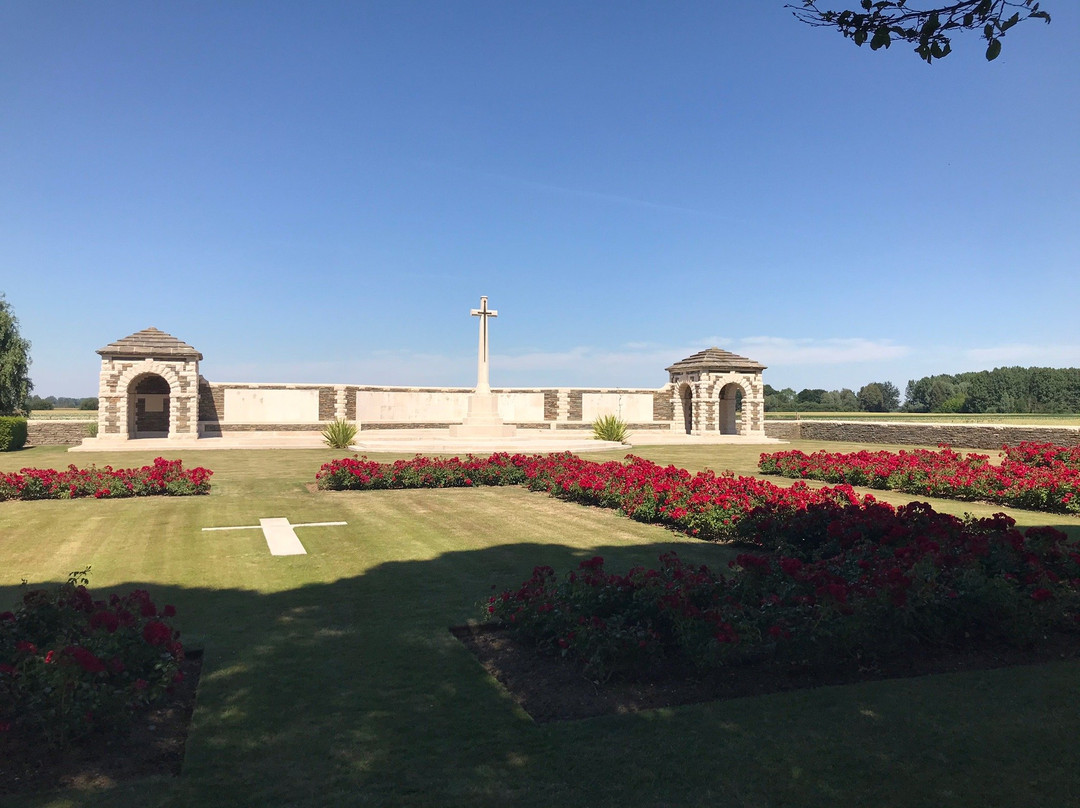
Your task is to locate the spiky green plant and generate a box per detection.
[592,414,630,443]
[322,418,358,449]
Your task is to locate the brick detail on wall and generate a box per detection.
[345,387,357,421]
[567,391,583,422]
[543,390,559,421]
[199,379,223,423]
[26,421,94,446]
[201,423,328,433]
[652,389,674,422]
[358,422,458,430]
[318,387,335,421]
[763,420,1080,450]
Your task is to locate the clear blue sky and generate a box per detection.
[2,1,1077,398]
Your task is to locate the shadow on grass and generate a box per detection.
[4,538,1080,808]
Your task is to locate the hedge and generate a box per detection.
[0,416,28,451]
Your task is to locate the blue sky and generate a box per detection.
[2,1,1077,398]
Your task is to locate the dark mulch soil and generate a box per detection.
[0,650,202,797]
[451,623,1080,723]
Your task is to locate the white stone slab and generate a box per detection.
[201,518,347,556]
[259,517,307,555]
[581,392,654,423]
[224,388,320,423]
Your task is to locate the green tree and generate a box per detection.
[763,385,797,411]
[26,395,54,411]
[858,381,900,412]
[0,295,33,415]
[789,1,1052,63]
[797,388,827,406]
[821,388,860,411]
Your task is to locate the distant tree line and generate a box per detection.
[26,395,98,411]
[765,367,1080,414]
[904,367,1080,414]
[764,382,900,412]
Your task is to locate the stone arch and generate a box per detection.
[717,380,747,435]
[95,329,202,442]
[114,361,183,439]
[665,348,766,437]
[676,382,694,434]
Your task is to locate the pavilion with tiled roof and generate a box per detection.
[664,346,766,437]
[96,327,204,361]
[94,328,203,441]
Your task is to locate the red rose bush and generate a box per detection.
[758,444,1080,514]
[0,457,213,501]
[0,571,184,748]
[318,451,1080,680]
[318,452,868,542]
[486,507,1080,681]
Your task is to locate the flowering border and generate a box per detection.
[317,452,873,542]
[0,457,213,501]
[758,444,1080,513]
[0,573,184,748]
[486,502,1080,680]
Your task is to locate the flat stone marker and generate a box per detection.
[202,518,347,556]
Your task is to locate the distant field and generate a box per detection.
[28,408,97,420]
[765,412,1080,426]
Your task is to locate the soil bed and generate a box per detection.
[451,623,1080,723]
[0,650,202,797]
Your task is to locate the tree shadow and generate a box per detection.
[4,536,1080,808]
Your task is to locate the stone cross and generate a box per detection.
[202,518,347,556]
[470,295,497,393]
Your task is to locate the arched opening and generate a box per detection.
[678,384,694,434]
[129,374,171,438]
[718,382,744,435]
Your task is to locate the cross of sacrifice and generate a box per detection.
[202,518,347,556]
[471,295,497,394]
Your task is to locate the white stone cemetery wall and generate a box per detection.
[199,381,676,431]
[356,388,546,424]
[223,388,321,424]
[581,392,655,423]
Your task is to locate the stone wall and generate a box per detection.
[27,420,94,446]
[199,382,679,432]
[764,420,1080,450]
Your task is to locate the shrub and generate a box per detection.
[0,416,28,451]
[317,452,865,542]
[0,457,212,501]
[0,569,184,749]
[485,511,1080,681]
[592,414,631,443]
[758,446,1080,514]
[322,418,358,449]
[86,421,99,438]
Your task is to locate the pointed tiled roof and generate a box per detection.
[666,347,765,374]
[96,327,203,360]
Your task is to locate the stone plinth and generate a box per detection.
[448,392,517,437]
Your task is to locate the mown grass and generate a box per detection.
[766,411,1080,425]
[27,409,97,421]
[2,443,1079,807]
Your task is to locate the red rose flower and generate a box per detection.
[142,620,172,646]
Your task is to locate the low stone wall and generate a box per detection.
[765,420,1080,450]
[27,420,94,446]
[200,382,677,431]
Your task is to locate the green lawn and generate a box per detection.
[2,444,1079,807]
[27,409,97,421]
[765,411,1080,425]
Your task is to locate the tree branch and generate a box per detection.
[788,1,1052,63]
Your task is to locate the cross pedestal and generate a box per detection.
[450,295,517,438]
